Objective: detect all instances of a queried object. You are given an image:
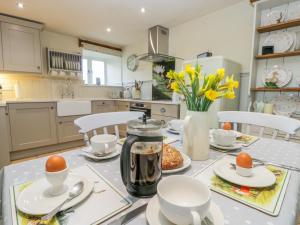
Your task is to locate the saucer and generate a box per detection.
[16,174,93,215]
[167,128,180,135]
[81,145,121,161]
[213,158,276,188]
[146,195,224,225]
[210,141,242,151]
[162,152,191,174]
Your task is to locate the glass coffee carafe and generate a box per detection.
[120,115,163,197]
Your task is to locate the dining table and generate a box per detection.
[1,130,300,225]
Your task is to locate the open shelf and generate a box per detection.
[251,87,300,92]
[257,18,300,33]
[256,50,300,59]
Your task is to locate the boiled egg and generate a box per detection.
[223,122,232,131]
[236,152,253,169]
[46,155,67,172]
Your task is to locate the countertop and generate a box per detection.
[0,98,180,106]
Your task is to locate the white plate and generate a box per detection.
[162,152,191,174]
[263,32,294,53]
[262,66,292,88]
[266,9,286,25]
[213,158,276,188]
[16,174,93,215]
[210,141,242,151]
[146,195,224,225]
[81,145,121,160]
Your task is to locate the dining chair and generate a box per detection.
[217,111,300,140]
[74,111,143,146]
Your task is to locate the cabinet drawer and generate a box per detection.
[117,101,130,111]
[151,104,179,118]
[151,114,176,127]
[92,100,116,113]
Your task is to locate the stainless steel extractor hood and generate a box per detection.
[138,25,183,63]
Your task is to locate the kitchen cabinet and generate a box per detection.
[116,101,130,137]
[57,116,83,143]
[92,100,116,113]
[0,24,3,71]
[0,106,11,167]
[8,103,57,151]
[1,22,42,73]
[92,100,116,134]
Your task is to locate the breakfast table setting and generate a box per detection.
[2,65,300,225]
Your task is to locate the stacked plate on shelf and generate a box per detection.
[263,31,297,53]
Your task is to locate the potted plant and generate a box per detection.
[167,64,239,160]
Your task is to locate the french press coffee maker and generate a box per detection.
[120,114,163,197]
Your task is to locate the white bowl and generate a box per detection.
[157,175,211,225]
[45,167,69,196]
[90,134,117,155]
[212,129,236,147]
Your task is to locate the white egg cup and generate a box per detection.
[157,175,211,225]
[236,165,253,177]
[45,167,69,196]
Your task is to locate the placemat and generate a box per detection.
[194,155,291,216]
[10,164,132,225]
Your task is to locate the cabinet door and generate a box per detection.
[9,103,57,151]
[151,104,179,118]
[0,24,3,70]
[57,116,83,143]
[116,101,130,137]
[1,22,42,73]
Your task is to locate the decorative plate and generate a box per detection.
[263,32,294,53]
[262,66,292,88]
[266,9,287,25]
[271,95,297,117]
[287,2,300,20]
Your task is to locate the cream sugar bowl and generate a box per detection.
[212,129,236,146]
[157,175,211,225]
[90,134,117,155]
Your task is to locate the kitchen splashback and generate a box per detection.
[0,73,121,100]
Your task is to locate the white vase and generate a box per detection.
[183,110,210,161]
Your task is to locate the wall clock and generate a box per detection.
[127,54,139,72]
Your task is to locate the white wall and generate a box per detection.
[122,1,254,78]
[169,1,253,73]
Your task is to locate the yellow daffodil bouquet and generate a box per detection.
[167,64,239,112]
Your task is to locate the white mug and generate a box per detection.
[212,129,236,146]
[90,134,117,155]
[168,119,184,131]
[157,175,211,225]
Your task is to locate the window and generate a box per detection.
[82,49,122,86]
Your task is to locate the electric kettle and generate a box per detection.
[120,114,163,197]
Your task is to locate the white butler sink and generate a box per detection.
[57,100,91,116]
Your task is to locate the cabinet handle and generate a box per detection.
[37,66,41,70]
[160,107,166,113]
[59,121,63,125]
[50,106,54,110]
[5,112,8,116]
[161,120,166,125]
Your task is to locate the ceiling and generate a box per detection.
[0,0,242,47]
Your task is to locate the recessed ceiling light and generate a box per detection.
[17,2,24,9]
[141,7,146,13]
[106,27,111,32]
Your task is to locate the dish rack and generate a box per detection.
[47,48,82,79]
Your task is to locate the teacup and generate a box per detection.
[45,167,69,196]
[168,119,184,131]
[90,134,117,155]
[157,175,211,225]
[212,129,236,146]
